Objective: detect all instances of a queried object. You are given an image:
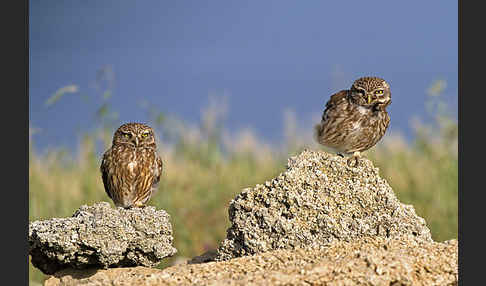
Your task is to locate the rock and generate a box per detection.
[215,149,432,261]
[45,237,458,286]
[29,202,177,275]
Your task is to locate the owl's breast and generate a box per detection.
[127,161,137,173]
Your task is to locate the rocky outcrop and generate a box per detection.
[29,202,177,275]
[45,237,458,286]
[33,150,457,285]
[215,149,431,260]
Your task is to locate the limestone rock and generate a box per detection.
[215,149,432,261]
[29,202,177,275]
[45,238,458,286]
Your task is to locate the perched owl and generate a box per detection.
[314,76,392,166]
[100,122,163,208]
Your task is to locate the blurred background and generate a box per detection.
[29,1,457,284]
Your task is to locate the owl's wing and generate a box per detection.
[383,110,391,129]
[321,90,349,121]
[100,151,113,200]
[151,155,163,193]
[155,155,163,183]
[324,90,348,114]
[315,90,349,142]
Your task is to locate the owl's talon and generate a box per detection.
[346,157,358,167]
[347,152,361,167]
[133,202,146,208]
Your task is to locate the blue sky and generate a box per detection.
[29,0,457,151]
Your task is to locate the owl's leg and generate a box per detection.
[133,201,147,208]
[347,151,361,167]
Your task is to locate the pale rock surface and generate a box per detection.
[45,238,458,286]
[29,202,177,275]
[216,149,432,260]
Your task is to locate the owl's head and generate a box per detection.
[349,76,391,110]
[112,122,156,148]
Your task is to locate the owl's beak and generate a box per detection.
[132,137,139,146]
[367,94,372,104]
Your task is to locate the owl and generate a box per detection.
[314,76,392,166]
[100,122,163,208]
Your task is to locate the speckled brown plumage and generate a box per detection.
[315,76,391,166]
[100,123,163,208]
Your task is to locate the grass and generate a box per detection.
[28,84,457,285]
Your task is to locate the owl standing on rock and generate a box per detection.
[314,76,392,167]
[100,123,163,208]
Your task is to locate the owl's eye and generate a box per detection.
[374,90,384,95]
[122,133,131,139]
[141,132,150,138]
